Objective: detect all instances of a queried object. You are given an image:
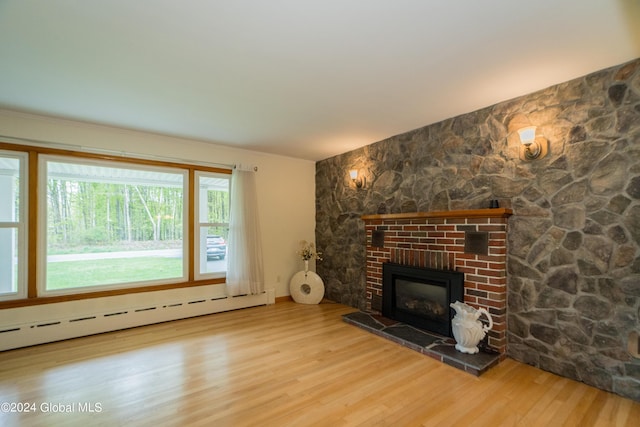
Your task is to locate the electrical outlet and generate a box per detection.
[629,331,640,359]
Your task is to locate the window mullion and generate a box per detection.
[27,150,38,298]
[188,168,195,282]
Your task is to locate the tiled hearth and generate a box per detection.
[343,311,500,376]
[362,208,512,355]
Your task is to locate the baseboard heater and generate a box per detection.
[0,292,270,351]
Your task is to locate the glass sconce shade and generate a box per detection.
[349,169,364,188]
[516,125,548,160]
[517,126,537,145]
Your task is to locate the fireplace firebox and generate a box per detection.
[382,263,464,337]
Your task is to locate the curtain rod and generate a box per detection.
[0,134,236,170]
[234,164,258,172]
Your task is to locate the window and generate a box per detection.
[0,150,27,301]
[0,143,232,305]
[39,156,188,295]
[195,172,230,279]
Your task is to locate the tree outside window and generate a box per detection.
[42,157,188,293]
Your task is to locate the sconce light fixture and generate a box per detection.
[517,126,548,161]
[349,169,365,188]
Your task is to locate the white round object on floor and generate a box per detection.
[289,270,324,304]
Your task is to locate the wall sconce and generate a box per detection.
[349,169,365,188]
[517,126,548,161]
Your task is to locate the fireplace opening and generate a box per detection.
[382,263,464,337]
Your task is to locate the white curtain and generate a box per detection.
[226,168,264,296]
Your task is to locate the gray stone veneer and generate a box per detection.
[315,59,640,400]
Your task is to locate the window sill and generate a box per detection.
[0,278,226,309]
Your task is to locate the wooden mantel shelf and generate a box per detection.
[361,208,513,221]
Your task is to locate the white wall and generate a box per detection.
[0,109,316,327]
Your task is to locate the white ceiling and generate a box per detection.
[0,1,638,161]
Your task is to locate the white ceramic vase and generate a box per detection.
[450,301,493,354]
[290,260,324,304]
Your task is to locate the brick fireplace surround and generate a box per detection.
[362,208,512,355]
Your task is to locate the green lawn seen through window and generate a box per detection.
[46,257,184,290]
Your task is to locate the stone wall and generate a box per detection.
[315,59,640,400]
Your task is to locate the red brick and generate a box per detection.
[477,298,503,308]
[434,238,455,245]
[465,260,489,268]
[467,218,489,224]
[490,312,507,321]
[411,232,428,238]
[477,254,505,262]
[478,225,503,232]
[486,292,506,302]
[467,289,487,298]
[428,231,446,238]
[489,339,506,350]
[445,218,467,224]
[445,231,466,239]
[436,225,456,231]
[449,253,456,267]
[490,322,506,332]
[477,283,505,293]
[409,244,428,251]
[464,296,478,304]
[489,247,507,256]
[488,277,507,285]
[419,238,437,244]
[463,280,478,289]
[478,269,505,277]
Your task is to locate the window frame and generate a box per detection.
[0,149,28,301]
[194,171,231,281]
[0,142,232,308]
[38,154,191,296]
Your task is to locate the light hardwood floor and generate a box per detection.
[0,301,638,426]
